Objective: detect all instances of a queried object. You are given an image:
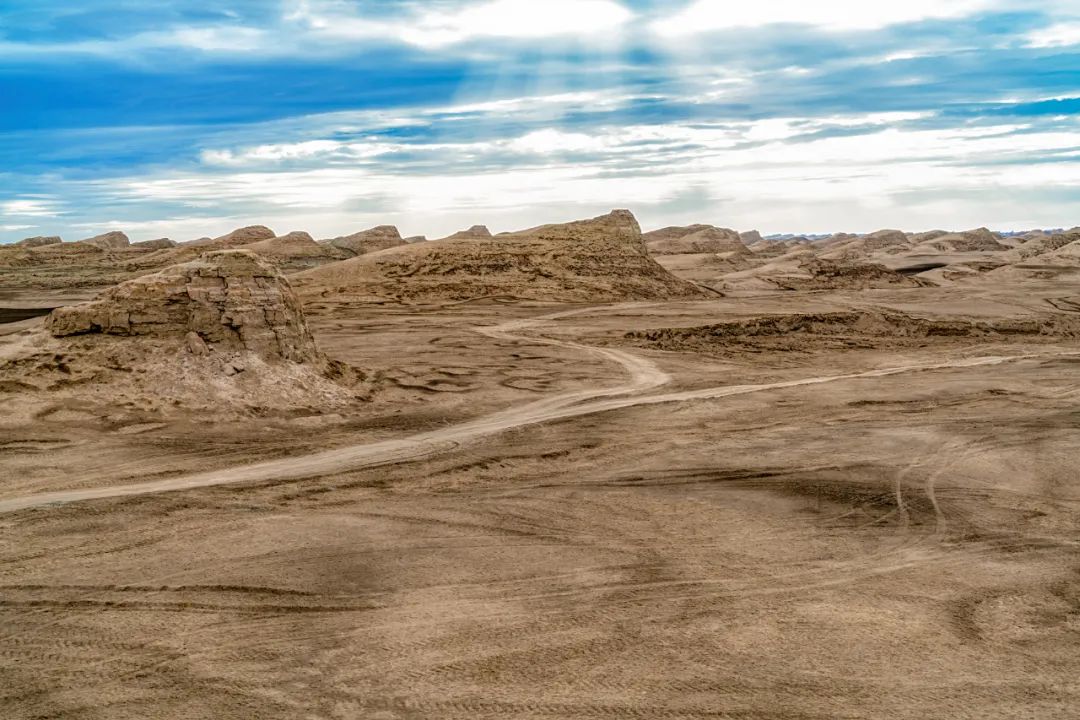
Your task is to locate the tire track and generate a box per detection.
[1,304,1076,514]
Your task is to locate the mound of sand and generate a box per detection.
[320,226,407,257]
[78,231,130,250]
[625,310,1080,355]
[644,225,747,255]
[294,210,711,303]
[2,250,365,418]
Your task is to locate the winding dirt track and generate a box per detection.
[0,306,1072,514]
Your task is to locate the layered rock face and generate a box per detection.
[321,226,407,257]
[296,210,710,302]
[47,250,320,363]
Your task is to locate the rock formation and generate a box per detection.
[444,225,493,240]
[132,238,177,250]
[47,250,321,364]
[320,226,407,257]
[295,210,711,303]
[644,225,747,255]
[917,228,1008,252]
[15,236,62,248]
[739,230,764,245]
[189,226,276,249]
[78,231,130,250]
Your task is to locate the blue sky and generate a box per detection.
[1,0,1079,243]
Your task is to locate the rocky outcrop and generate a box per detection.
[645,225,747,255]
[320,226,406,257]
[445,225,493,240]
[132,238,178,250]
[739,230,763,245]
[919,228,1008,252]
[47,250,321,364]
[861,229,909,251]
[189,226,276,249]
[774,259,931,290]
[295,210,711,303]
[404,235,428,244]
[79,231,130,250]
[15,236,62,248]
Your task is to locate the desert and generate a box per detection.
[3,2,1080,718]
[1,208,1079,720]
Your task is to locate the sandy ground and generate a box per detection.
[1,286,1078,719]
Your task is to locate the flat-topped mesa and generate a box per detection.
[320,226,406,257]
[15,235,62,248]
[739,230,763,245]
[46,249,321,364]
[79,230,130,250]
[294,209,710,303]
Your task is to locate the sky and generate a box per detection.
[1,0,1079,243]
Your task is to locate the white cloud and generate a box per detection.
[290,0,633,48]
[201,140,385,166]
[509,129,612,154]
[1025,22,1080,48]
[1,224,34,232]
[652,0,993,35]
[1,199,61,217]
[84,110,1080,239]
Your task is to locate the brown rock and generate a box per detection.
[444,225,493,240]
[185,331,210,356]
[15,236,62,248]
[47,249,322,364]
[320,226,406,257]
[189,226,276,249]
[133,238,178,250]
[294,210,710,303]
[645,225,747,255]
[79,231,130,250]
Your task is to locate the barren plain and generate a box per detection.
[0,214,1078,719]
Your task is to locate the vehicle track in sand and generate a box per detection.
[1,304,1076,514]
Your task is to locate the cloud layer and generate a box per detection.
[1,0,1079,242]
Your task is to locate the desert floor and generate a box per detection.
[1,286,1078,719]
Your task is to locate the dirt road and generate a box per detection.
[1,306,1074,514]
